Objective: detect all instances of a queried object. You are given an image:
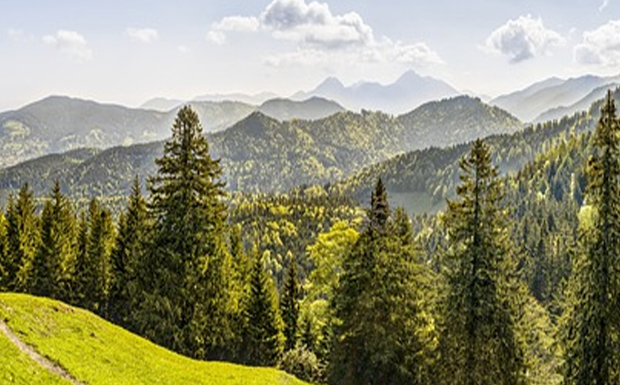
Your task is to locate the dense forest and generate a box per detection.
[1,91,620,385]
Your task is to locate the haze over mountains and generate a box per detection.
[0,95,522,200]
[491,73,620,122]
[0,96,344,168]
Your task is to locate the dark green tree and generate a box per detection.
[109,177,148,328]
[0,206,7,290]
[330,180,434,385]
[241,247,284,366]
[138,106,233,359]
[439,139,525,385]
[31,181,77,300]
[73,199,115,314]
[563,91,620,385]
[5,184,40,292]
[281,252,301,351]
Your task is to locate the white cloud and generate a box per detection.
[126,27,159,43]
[208,0,442,68]
[207,16,259,44]
[43,30,93,61]
[485,15,564,63]
[574,20,620,66]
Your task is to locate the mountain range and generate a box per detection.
[0,96,344,168]
[292,70,460,114]
[0,95,522,201]
[491,73,620,122]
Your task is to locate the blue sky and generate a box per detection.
[1,0,619,110]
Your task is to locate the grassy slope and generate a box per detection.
[0,329,70,384]
[0,293,309,385]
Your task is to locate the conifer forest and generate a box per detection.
[1,90,620,384]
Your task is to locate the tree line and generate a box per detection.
[1,97,620,385]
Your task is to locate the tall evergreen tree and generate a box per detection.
[563,91,620,385]
[5,184,40,292]
[31,181,77,300]
[138,106,233,358]
[241,248,284,366]
[0,206,7,290]
[109,177,148,328]
[73,199,115,314]
[330,180,433,385]
[439,139,525,385]
[281,252,300,351]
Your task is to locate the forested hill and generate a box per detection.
[335,88,620,214]
[0,96,521,200]
[0,96,256,168]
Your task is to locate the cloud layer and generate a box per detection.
[43,30,93,61]
[126,27,159,43]
[574,20,620,66]
[207,0,442,67]
[485,15,564,63]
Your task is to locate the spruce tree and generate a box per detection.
[5,184,40,293]
[31,181,76,300]
[330,180,433,385]
[109,177,148,328]
[241,248,284,366]
[139,106,233,358]
[563,91,620,385]
[73,199,115,314]
[281,252,300,351]
[439,139,525,385]
[0,207,7,290]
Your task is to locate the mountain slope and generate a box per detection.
[257,97,345,121]
[0,293,308,385]
[0,96,522,200]
[335,89,619,215]
[534,83,620,123]
[0,96,521,198]
[491,74,620,122]
[295,70,460,114]
[0,97,255,168]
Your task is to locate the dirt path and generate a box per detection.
[0,319,86,385]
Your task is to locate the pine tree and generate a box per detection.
[241,247,284,366]
[281,252,300,351]
[109,177,148,328]
[330,180,433,385]
[31,181,77,300]
[0,207,8,290]
[5,184,40,292]
[139,106,233,358]
[563,91,620,385]
[73,199,115,314]
[439,139,525,385]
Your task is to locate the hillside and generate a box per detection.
[334,88,619,215]
[534,83,620,123]
[0,97,255,168]
[0,293,308,385]
[491,74,620,122]
[257,97,345,121]
[0,96,522,200]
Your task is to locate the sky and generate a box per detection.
[1,0,620,111]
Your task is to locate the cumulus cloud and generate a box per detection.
[485,15,564,63]
[126,27,159,43]
[208,0,442,68]
[574,20,620,66]
[43,30,93,61]
[207,16,259,44]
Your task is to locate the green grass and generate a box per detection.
[0,327,71,385]
[0,293,310,385]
